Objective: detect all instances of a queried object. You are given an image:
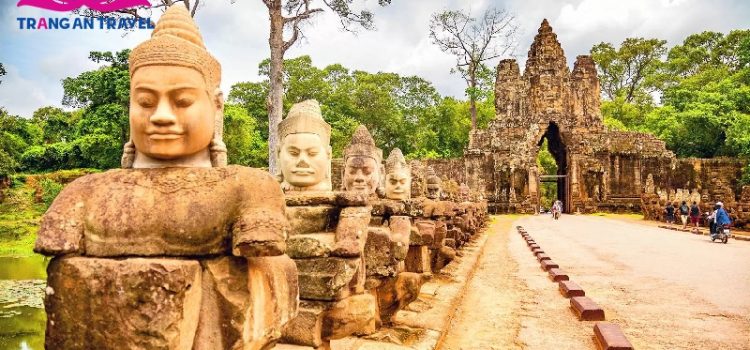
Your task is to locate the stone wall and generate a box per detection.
[641,157,747,224]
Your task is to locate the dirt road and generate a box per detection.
[441,215,750,350]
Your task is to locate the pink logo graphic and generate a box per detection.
[17,0,151,12]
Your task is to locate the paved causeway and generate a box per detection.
[441,214,750,350]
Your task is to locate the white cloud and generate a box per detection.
[0,64,54,117]
[1,0,748,117]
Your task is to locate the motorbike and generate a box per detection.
[711,224,731,244]
[552,208,561,220]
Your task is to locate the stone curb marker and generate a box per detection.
[516,226,635,349]
[594,322,634,350]
[570,296,605,321]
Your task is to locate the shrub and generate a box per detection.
[38,178,63,207]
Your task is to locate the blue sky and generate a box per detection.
[1,0,748,117]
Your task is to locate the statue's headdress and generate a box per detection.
[426,166,441,186]
[385,148,408,174]
[129,5,221,89]
[343,125,382,162]
[278,100,331,146]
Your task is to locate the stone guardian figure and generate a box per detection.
[277,99,333,192]
[35,6,297,349]
[342,125,383,196]
[384,148,411,200]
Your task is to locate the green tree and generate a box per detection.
[19,50,131,171]
[0,108,42,175]
[536,139,558,209]
[62,50,131,169]
[261,0,394,176]
[228,81,270,139]
[591,38,667,103]
[229,55,488,161]
[593,30,750,161]
[223,104,269,167]
[32,107,79,144]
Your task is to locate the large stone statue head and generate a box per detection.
[384,148,411,200]
[342,125,382,196]
[425,166,441,200]
[123,5,226,169]
[277,99,332,191]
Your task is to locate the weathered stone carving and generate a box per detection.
[342,125,383,196]
[385,148,411,200]
[36,6,297,349]
[281,192,377,348]
[461,19,676,214]
[425,166,441,200]
[278,99,333,192]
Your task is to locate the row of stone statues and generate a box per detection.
[33,5,488,350]
[273,98,487,348]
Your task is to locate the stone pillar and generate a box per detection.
[634,158,642,195]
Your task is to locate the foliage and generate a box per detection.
[0,170,95,256]
[592,30,750,159]
[0,62,6,85]
[10,50,132,172]
[536,139,559,210]
[231,55,487,159]
[591,37,667,103]
[223,104,268,167]
[38,178,63,207]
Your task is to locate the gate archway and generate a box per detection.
[536,122,570,213]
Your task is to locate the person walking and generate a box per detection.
[665,202,675,226]
[689,201,701,233]
[679,201,690,229]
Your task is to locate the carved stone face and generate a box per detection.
[130,65,215,161]
[426,184,440,200]
[279,133,330,188]
[344,156,379,195]
[386,168,411,200]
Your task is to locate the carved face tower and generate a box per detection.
[385,148,411,200]
[126,5,225,169]
[342,125,382,195]
[277,100,332,191]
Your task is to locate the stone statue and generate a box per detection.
[645,173,655,194]
[342,125,382,196]
[35,6,297,349]
[425,166,441,200]
[384,148,411,200]
[277,99,333,192]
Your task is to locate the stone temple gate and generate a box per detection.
[425,19,746,215]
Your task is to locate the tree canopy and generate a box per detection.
[0,52,491,175]
[592,30,750,160]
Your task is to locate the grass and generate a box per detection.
[0,184,47,257]
[0,169,98,257]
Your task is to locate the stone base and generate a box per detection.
[405,246,431,275]
[45,257,202,350]
[296,256,363,301]
[45,256,298,350]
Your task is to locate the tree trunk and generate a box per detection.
[267,1,284,176]
[469,70,477,130]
